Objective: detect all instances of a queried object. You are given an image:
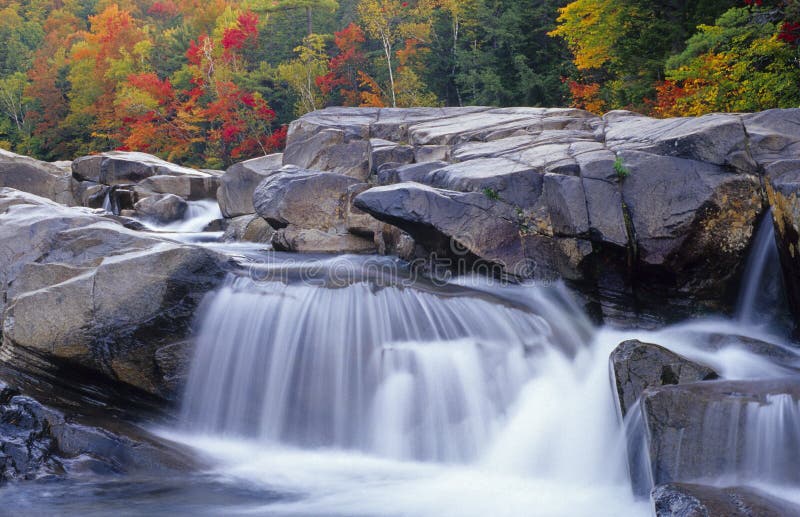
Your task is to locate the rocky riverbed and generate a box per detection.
[1,107,800,515]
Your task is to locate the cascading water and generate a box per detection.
[174,257,648,515]
[137,199,222,241]
[735,209,789,328]
[181,268,590,463]
[168,209,800,516]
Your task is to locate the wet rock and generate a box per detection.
[217,153,283,218]
[221,214,275,243]
[610,340,718,417]
[133,193,188,223]
[741,110,800,327]
[641,379,800,485]
[652,483,800,517]
[72,151,213,186]
[0,382,194,483]
[0,148,76,205]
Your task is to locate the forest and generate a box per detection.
[0,0,798,168]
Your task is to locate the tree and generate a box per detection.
[267,0,339,36]
[655,4,800,116]
[277,33,329,114]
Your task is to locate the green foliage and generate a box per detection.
[482,187,500,200]
[0,0,797,166]
[614,156,630,179]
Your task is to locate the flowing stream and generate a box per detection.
[4,206,798,515]
[166,209,800,516]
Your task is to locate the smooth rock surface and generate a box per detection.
[72,152,212,186]
[133,193,188,223]
[652,483,800,517]
[217,153,283,218]
[641,379,800,485]
[610,340,718,417]
[0,189,226,398]
[0,148,76,205]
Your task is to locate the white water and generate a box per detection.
[136,199,223,242]
[169,211,800,515]
[736,209,787,328]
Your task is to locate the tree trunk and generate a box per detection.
[306,6,313,36]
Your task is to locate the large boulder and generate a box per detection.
[743,110,800,327]
[355,182,529,274]
[72,151,213,185]
[640,379,800,485]
[0,149,76,205]
[136,174,220,201]
[619,150,761,298]
[217,153,283,218]
[221,214,275,243]
[610,340,718,417]
[652,483,800,517]
[0,189,227,399]
[133,193,188,223]
[253,167,377,253]
[283,128,372,180]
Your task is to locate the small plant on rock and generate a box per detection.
[614,157,630,179]
[483,187,501,200]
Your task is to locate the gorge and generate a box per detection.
[1,107,800,516]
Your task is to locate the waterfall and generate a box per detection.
[181,265,593,463]
[137,199,222,237]
[101,190,113,214]
[171,235,800,515]
[736,209,787,326]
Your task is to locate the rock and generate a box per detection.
[619,150,761,298]
[423,157,542,209]
[217,153,283,218]
[652,483,800,517]
[0,383,194,483]
[0,189,227,398]
[283,128,372,180]
[221,214,275,243]
[605,111,757,173]
[254,168,362,230]
[640,379,800,485]
[136,174,220,201]
[272,227,377,254]
[355,182,527,274]
[370,138,414,172]
[253,168,377,253]
[610,340,718,417]
[133,193,188,223]
[2,244,226,397]
[71,181,110,209]
[72,151,212,186]
[0,148,76,205]
[376,161,448,185]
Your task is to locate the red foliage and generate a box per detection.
[779,21,800,44]
[650,80,692,117]
[566,79,605,114]
[222,11,259,50]
[317,23,369,106]
[148,1,180,18]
